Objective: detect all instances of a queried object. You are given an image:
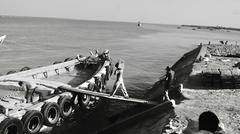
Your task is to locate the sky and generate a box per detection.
[1,0,240,28]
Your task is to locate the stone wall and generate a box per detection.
[206,44,240,57]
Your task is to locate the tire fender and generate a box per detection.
[21,110,43,134]
[41,102,60,126]
[6,70,17,75]
[53,61,62,65]
[64,58,73,62]
[0,117,23,134]
[20,67,31,72]
[58,96,73,119]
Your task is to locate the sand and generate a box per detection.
[175,88,240,134]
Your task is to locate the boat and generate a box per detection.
[0,35,6,45]
[96,100,175,134]
[172,43,240,89]
[147,43,240,100]
[137,21,142,27]
[0,54,112,134]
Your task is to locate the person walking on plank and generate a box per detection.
[110,59,129,98]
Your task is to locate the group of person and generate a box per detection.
[162,66,227,134]
[2,49,173,104]
[77,49,129,98]
[77,49,111,62]
[2,48,174,104]
[162,66,226,134]
[4,50,172,103]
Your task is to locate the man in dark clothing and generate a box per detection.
[163,66,175,101]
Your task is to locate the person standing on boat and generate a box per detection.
[93,49,99,57]
[110,60,129,98]
[163,66,175,101]
[2,79,44,103]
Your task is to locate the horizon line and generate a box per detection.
[0,14,239,29]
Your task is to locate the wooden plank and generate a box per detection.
[24,79,157,105]
[10,77,157,105]
[58,85,158,105]
[32,79,158,105]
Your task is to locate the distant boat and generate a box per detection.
[137,21,142,27]
[0,35,6,45]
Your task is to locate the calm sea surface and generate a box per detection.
[1,16,240,133]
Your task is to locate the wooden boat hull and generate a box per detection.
[0,56,110,134]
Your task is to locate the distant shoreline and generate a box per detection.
[1,15,240,30]
[181,24,240,32]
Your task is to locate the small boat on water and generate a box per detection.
[0,54,112,134]
[137,21,142,27]
[0,35,6,45]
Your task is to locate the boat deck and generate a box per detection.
[46,68,93,87]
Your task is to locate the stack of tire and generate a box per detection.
[0,96,73,134]
[1,57,76,134]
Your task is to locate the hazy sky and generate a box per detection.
[1,0,240,27]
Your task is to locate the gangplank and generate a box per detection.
[2,78,158,105]
[36,79,157,105]
[58,85,158,105]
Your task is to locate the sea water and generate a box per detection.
[1,16,240,94]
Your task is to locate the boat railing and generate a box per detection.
[0,57,87,80]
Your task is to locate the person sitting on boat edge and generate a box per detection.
[110,59,129,98]
[89,49,99,57]
[77,49,102,64]
[98,49,111,61]
[76,50,99,69]
[76,54,84,61]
